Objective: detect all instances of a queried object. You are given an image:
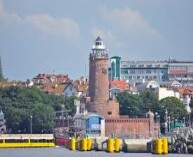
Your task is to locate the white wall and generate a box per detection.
[155,87,180,100]
[63,84,78,97]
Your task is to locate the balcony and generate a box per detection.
[90,52,108,59]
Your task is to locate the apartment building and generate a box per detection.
[110,57,193,86]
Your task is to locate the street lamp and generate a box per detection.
[157,115,160,138]
[155,112,158,122]
[30,115,33,134]
[188,112,191,127]
[155,112,160,137]
[168,116,171,133]
[183,117,186,127]
[165,109,168,134]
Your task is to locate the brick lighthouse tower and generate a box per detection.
[87,36,119,118]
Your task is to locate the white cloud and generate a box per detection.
[101,7,164,40]
[0,0,80,41]
[104,7,149,31]
[25,14,80,40]
[0,0,23,24]
[0,0,3,13]
[90,7,167,59]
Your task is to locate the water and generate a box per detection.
[0,147,192,157]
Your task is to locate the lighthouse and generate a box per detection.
[89,36,109,102]
[87,36,119,118]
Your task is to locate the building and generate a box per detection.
[86,36,120,119]
[110,56,121,80]
[167,59,193,86]
[32,73,69,85]
[178,87,193,114]
[136,80,160,92]
[155,87,180,101]
[109,79,129,97]
[74,113,105,137]
[63,77,88,97]
[83,37,158,137]
[110,57,193,86]
[121,60,168,83]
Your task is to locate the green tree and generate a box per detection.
[64,96,77,116]
[140,89,161,114]
[159,97,187,122]
[117,92,144,117]
[31,103,55,133]
[0,86,65,133]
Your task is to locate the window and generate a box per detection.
[138,70,144,74]
[146,70,151,74]
[130,65,136,68]
[96,42,101,46]
[139,64,144,67]
[102,68,107,74]
[130,70,135,74]
[108,111,112,115]
[121,69,128,74]
[147,65,152,67]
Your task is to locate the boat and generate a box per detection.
[54,132,69,146]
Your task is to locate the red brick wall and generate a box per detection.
[89,56,109,102]
[105,118,158,138]
[87,99,120,118]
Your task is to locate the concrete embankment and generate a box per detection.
[123,139,152,153]
[91,138,152,152]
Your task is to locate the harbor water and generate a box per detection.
[0,147,192,157]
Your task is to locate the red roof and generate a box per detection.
[110,79,128,91]
[169,70,193,75]
[177,87,193,96]
[169,70,187,75]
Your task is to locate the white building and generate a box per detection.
[155,87,180,100]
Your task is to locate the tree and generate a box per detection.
[116,92,144,117]
[159,97,187,123]
[0,86,66,133]
[140,89,161,114]
[31,103,54,133]
[64,96,77,116]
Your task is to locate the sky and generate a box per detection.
[0,0,193,81]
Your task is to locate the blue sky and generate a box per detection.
[0,0,193,81]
